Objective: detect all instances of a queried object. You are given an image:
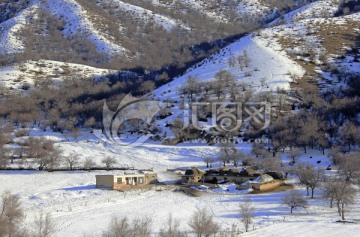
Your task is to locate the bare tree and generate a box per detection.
[203,157,215,168]
[211,76,227,100]
[64,152,79,170]
[296,113,325,153]
[188,208,219,237]
[336,181,356,221]
[339,121,360,151]
[251,143,266,158]
[280,164,294,179]
[232,151,245,167]
[102,157,117,170]
[129,217,152,237]
[337,152,360,183]
[260,156,281,172]
[288,147,301,164]
[33,212,55,237]
[330,147,343,166]
[159,214,186,237]
[102,216,152,237]
[0,149,8,169]
[102,217,130,237]
[46,147,63,171]
[323,178,338,208]
[239,197,255,232]
[218,142,237,167]
[282,190,308,213]
[236,50,251,71]
[296,163,325,198]
[218,153,230,168]
[222,223,240,237]
[180,75,200,102]
[215,70,235,87]
[228,55,236,67]
[323,179,356,220]
[83,157,96,171]
[28,137,60,170]
[0,191,27,237]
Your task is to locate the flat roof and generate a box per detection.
[96,173,156,177]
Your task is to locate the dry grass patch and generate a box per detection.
[276,19,360,90]
[278,35,318,76]
[317,20,360,55]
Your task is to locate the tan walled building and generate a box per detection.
[181,167,206,184]
[249,174,282,191]
[96,173,158,190]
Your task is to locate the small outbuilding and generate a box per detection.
[181,167,206,184]
[203,168,260,184]
[249,174,282,191]
[96,172,158,190]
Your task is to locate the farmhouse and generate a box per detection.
[96,172,158,190]
[203,167,260,184]
[181,167,206,183]
[249,174,282,191]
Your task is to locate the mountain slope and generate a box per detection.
[44,0,126,55]
[0,0,312,70]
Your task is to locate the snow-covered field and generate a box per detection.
[1,129,360,236]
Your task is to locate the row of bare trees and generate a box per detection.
[282,169,357,220]
[176,66,360,152]
[180,70,253,103]
[0,131,122,171]
[202,136,359,221]
[0,73,162,137]
[101,205,251,237]
[284,150,358,220]
[0,190,247,237]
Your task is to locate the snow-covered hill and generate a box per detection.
[0,0,298,90]
[161,0,360,93]
[0,2,38,55]
[272,0,343,25]
[0,60,114,90]
[0,0,318,76]
[44,0,126,55]
[96,0,189,32]
[0,0,297,57]
[154,34,305,101]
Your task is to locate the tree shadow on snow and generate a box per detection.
[61,184,96,191]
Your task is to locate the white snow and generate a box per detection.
[1,130,359,236]
[1,2,360,236]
